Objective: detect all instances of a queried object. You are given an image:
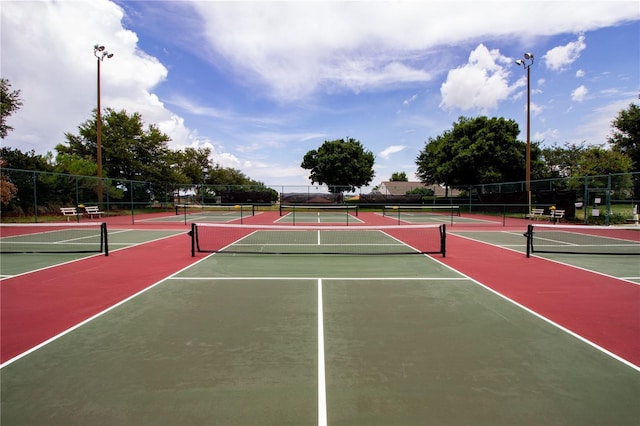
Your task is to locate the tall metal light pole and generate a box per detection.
[515,52,534,214]
[94,44,114,206]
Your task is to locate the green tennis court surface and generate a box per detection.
[2,231,639,425]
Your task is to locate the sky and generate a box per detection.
[1,1,638,191]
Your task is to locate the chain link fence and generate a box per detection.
[1,168,638,225]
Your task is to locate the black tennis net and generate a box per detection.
[190,223,445,256]
[382,205,460,224]
[525,224,640,257]
[278,204,359,225]
[0,222,109,255]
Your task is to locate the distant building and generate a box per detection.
[376,181,461,197]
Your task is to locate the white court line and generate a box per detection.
[318,278,327,426]
[168,276,467,281]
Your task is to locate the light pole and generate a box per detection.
[94,44,114,206]
[515,52,534,214]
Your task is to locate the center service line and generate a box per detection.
[318,278,328,426]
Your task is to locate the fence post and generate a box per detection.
[605,174,611,226]
[33,172,38,223]
[583,176,588,224]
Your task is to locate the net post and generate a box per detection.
[525,224,533,258]
[279,204,283,216]
[190,223,196,257]
[101,222,109,256]
[440,224,446,257]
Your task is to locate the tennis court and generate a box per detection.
[1,212,639,425]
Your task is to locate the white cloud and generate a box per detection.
[571,85,589,102]
[534,128,560,144]
[576,69,586,78]
[0,0,180,152]
[575,98,635,145]
[2,0,638,187]
[403,94,418,106]
[379,145,406,159]
[544,35,587,71]
[191,2,638,101]
[530,102,544,117]
[440,44,514,112]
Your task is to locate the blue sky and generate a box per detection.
[1,1,638,190]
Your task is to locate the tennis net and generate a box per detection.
[190,223,446,256]
[279,204,358,224]
[525,224,640,257]
[0,222,109,255]
[382,205,460,224]
[175,203,256,225]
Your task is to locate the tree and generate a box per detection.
[0,159,17,206]
[566,145,635,199]
[57,108,179,202]
[416,116,543,188]
[57,108,172,181]
[575,146,633,176]
[608,103,640,171]
[390,171,408,181]
[301,137,375,193]
[0,78,23,139]
[0,147,57,213]
[170,147,211,185]
[540,142,586,178]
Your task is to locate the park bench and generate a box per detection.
[549,209,565,223]
[60,207,83,221]
[84,205,104,219]
[526,208,545,220]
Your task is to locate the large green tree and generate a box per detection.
[390,171,408,181]
[170,147,211,185]
[301,137,375,193]
[608,103,640,171]
[540,142,586,178]
[0,78,23,139]
[56,108,182,203]
[416,116,543,188]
